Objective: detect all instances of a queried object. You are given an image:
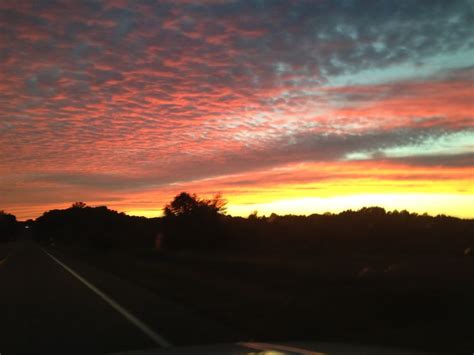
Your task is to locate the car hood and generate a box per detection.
[109,341,436,354]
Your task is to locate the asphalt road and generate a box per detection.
[0,238,240,355]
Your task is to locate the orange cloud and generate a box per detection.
[1,1,473,220]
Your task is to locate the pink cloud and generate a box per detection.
[1,0,473,219]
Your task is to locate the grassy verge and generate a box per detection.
[52,244,474,353]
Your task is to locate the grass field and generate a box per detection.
[50,241,474,353]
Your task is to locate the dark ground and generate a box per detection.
[48,241,474,354]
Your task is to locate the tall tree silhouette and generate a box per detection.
[163,192,228,250]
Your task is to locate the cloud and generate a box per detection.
[0,0,473,218]
[4,125,469,195]
[385,152,474,167]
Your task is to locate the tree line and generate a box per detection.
[2,193,473,256]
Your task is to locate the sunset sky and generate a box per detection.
[1,0,473,220]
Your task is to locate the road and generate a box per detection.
[0,238,240,355]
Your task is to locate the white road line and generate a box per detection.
[42,248,172,348]
[239,342,327,355]
[0,246,13,266]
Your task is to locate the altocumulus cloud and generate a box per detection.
[0,0,473,218]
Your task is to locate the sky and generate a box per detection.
[1,0,473,220]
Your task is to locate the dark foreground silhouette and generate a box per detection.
[28,193,474,256]
[0,210,19,243]
[2,193,474,352]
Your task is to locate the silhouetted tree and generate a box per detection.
[0,210,19,242]
[34,204,157,250]
[164,193,201,217]
[72,201,87,209]
[164,192,226,217]
[162,192,228,250]
[248,210,259,220]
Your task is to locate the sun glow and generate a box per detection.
[227,193,474,218]
[120,161,473,219]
